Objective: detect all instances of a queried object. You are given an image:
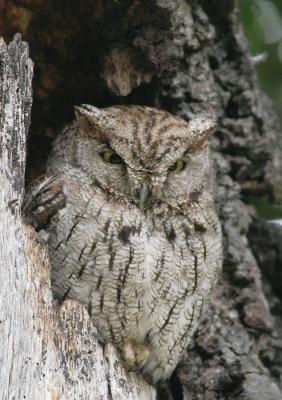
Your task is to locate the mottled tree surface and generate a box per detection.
[1,1,282,399]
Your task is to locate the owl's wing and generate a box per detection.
[22,175,66,230]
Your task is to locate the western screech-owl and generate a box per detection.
[24,105,222,383]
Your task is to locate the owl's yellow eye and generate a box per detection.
[101,150,124,165]
[168,160,186,173]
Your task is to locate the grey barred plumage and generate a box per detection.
[23,105,222,383]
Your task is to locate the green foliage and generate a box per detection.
[244,195,282,219]
[238,0,282,125]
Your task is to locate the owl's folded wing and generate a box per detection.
[22,175,66,230]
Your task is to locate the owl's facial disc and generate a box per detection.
[74,105,215,209]
[99,148,152,207]
[97,144,191,208]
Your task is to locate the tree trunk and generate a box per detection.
[0,1,282,399]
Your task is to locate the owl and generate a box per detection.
[23,105,222,383]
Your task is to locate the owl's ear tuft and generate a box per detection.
[188,116,216,148]
[74,104,107,139]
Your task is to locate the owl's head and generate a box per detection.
[72,104,216,209]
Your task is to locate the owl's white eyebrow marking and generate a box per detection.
[126,164,156,174]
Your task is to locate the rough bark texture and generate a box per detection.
[0,35,155,400]
[1,1,282,399]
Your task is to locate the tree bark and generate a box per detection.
[0,1,282,399]
[0,35,155,400]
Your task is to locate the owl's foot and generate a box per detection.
[122,341,151,371]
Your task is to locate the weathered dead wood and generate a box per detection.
[0,34,156,400]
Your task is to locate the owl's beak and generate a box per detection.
[136,182,151,209]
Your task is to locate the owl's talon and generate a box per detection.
[122,342,151,370]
